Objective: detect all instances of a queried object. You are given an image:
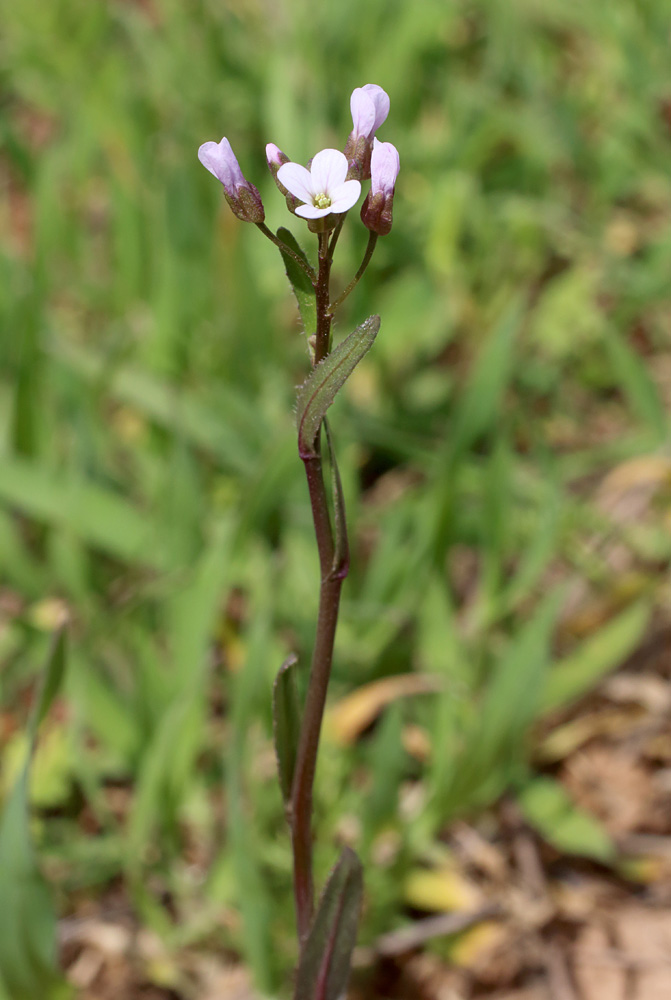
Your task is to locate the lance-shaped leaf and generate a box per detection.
[277,227,317,336]
[294,848,363,1000]
[0,629,72,1000]
[323,418,348,577]
[273,654,301,807]
[297,315,380,458]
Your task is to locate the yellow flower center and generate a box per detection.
[314,192,332,209]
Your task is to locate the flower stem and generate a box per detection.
[314,232,333,363]
[289,228,348,945]
[329,231,378,312]
[256,222,317,284]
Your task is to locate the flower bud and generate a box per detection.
[344,84,390,180]
[360,139,400,236]
[266,142,301,214]
[198,137,265,223]
[266,143,289,184]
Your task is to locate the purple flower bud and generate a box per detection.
[344,84,390,180]
[198,137,265,224]
[361,139,400,236]
[266,142,289,176]
[266,142,301,214]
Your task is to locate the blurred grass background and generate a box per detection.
[1,0,670,995]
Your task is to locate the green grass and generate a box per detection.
[1,0,670,994]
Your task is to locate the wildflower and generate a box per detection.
[198,137,265,223]
[344,84,390,179]
[277,148,361,220]
[361,139,400,236]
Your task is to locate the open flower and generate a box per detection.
[361,139,400,236]
[198,137,265,223]
[277,148,361,220]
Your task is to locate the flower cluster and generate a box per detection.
[198,84,399,235]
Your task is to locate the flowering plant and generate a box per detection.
[199,84,399,1000]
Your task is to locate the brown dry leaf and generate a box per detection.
[598,455,671,499]
[573,923,626,1000]
[190,957,258,1000]
[537,706,647,762]
[326,674,442,747]
[604,672,671,713]
[451,823,509,882]
[562,746,656,835]
[574,908,671,1000]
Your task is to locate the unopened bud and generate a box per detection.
[360,139,399,236]
[344,84,390,180]
[198,137,265,223]
[266,142,301,214]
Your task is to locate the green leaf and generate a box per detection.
[272,654,301,806]
[518,776,616,863]
[294,848,364,1000]
[296,315,380,457]
[323,418,348,576]
[0,632,72,1000]
[31,629,67,736]
[604,332,667,442]
[0,455,169,571]
[277,227,316,336]
[543,600,651,713]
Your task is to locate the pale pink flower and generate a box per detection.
[277,148,361,220]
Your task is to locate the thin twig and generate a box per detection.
[354,904,503,962]
[329,231,378,312]
[256,222,316,284]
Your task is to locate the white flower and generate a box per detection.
[277,148,361,220]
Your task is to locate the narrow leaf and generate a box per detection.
[0,633,71,1000]
[31,628,67,738]
[323,419,349,576]
[277,227,316,336]
[297,315,380,457]
[294,848,363,1000]
[272,654,301,806]
[543,600,650,713]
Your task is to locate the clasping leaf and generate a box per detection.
[296,315,380,458]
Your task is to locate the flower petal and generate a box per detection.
[277,161,315,203]
[350,89,376,140]
[328,179,362,213]
[362,84,390,132]
[310,149,348,195]
[295,203,334,219]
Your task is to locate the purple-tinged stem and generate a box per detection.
[289,228,349,944]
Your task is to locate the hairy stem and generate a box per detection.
[289,228,348,944]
